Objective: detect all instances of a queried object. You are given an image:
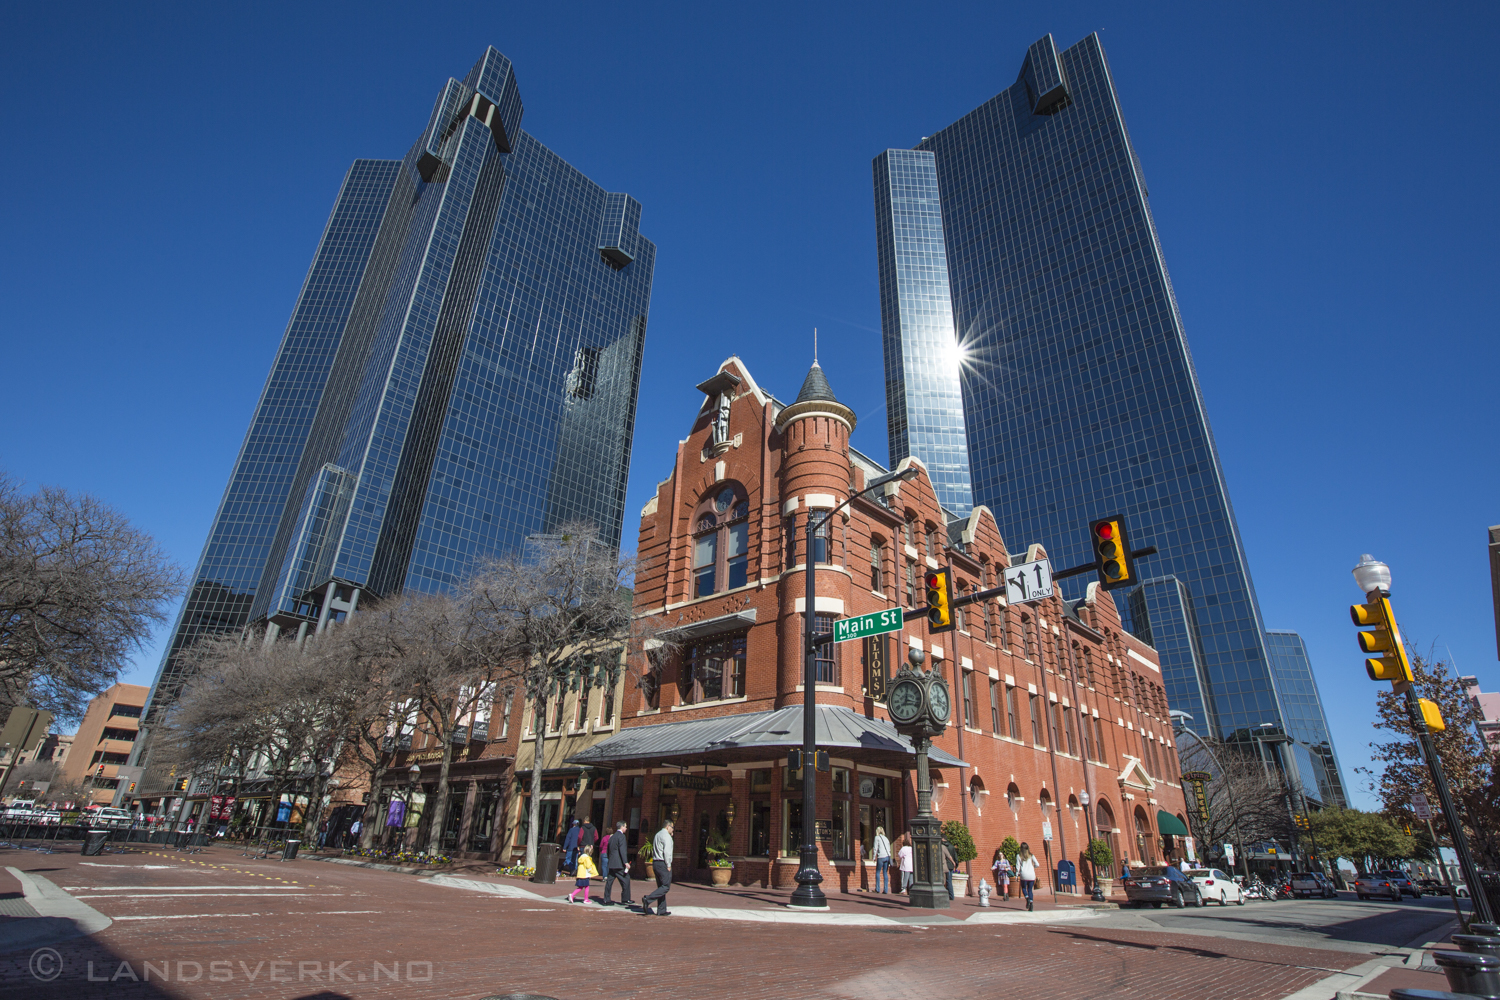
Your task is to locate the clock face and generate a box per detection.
[889,680,922,722]
[928,682,951,724]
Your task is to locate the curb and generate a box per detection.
[0,867,112,956]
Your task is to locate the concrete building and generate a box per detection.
[563,357,1191,892]
[60,683,148,807]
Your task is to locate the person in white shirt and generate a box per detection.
[872,826,893,893]
[897,837,915,893]
[1016,842,1038,911]
[641,819,675,916]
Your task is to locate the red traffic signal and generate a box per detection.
[1089,516,1136,590]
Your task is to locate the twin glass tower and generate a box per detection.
[146,49,653,726]
[874,33,1345,806]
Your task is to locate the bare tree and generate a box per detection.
[468,526,670,869]
[1177,735,1297,861]
[0,473,181,718]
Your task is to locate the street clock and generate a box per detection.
[888,648,951,739]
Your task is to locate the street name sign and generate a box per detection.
[834,608,904,643]
[1004,558,1054,604]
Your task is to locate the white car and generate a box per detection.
[1183,867,1244,906]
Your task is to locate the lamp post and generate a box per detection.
[791,465,920,909]
[1352,556,1494,924]
[1171,712,1249,880]
[1080,790,1106,902]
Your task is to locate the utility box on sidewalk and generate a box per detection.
[532,843,560,884]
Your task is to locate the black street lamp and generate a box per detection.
[791,465,919,909]
[1080,791,1106,902]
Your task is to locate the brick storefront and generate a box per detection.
[573,357,1191,895]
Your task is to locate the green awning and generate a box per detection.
[1157,810,1190,836]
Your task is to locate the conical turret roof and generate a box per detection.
[794,362,838,404]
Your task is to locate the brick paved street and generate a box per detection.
[0,845,1392,1000]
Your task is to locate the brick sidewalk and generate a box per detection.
[1,844,1363,1000]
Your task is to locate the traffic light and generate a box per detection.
[95,764,105,778]
[925,569,954,633]
[1350,596,1413,688]
[1089,516,1136,590]
[1416,698,1446,733]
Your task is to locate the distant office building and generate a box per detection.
[145,48,654,727]
[1265,631,1347,807]
[872,150,973,515]
[873,33,1336,765]
[1460,675,1500,753]
[61,683,147,807]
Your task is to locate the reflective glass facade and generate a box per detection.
[875,33,1335,760]
[1265,630,1348,807]
[872,150,972,514]
[147,48,653,723]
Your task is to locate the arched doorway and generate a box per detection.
[1133,806,1154,865]
[1095,800,1118,878]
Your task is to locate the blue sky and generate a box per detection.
[2,3,1496,808]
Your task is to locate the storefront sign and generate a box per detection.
[665,774,716,792]
[863,634,888,702]
[814,819,834,842]
[408,749,445,763]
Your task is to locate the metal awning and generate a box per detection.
[661,608,757,643]
[1156,809,1190,836]
[565,704,967,771]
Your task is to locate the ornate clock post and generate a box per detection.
[887,646,952,909]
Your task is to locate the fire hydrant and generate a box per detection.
[977,878,991,907]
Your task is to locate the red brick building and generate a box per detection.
[570,357,1191,894]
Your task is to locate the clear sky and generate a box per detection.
[2,2,1496,809]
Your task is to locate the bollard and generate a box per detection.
[1472,923,1500,937]
[1432,949,1500,1000]
[1455,936,1500,958]
[977,879,991,907]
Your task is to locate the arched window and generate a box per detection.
[1006,782,1021,811]
[692,485,750,598]
[969,776,987,815]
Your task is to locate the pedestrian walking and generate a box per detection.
[942,837,958,900]
[872,826,893,894]
[347,818,361,849]
[640,819,674,916]
[602,820,632,906]
[991,848,1012,900]
[897,836,914,893]
[1017,842,1038,911]
[567,845,600,904]
[578,818,598,854]
[562,818,581,875]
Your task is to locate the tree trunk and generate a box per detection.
[360,758,387,850]
[426,736,455,856]
[524,697,547,869]
[302,767,331,845]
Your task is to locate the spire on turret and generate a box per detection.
[794,362,838,405]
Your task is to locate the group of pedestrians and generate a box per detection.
[990,842,1039,910]
[561,818,672,914]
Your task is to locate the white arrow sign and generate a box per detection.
[1004,558,1054,604]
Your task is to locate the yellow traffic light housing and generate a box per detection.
[925,568,954,633]
[1417,698,1446,732]
[1089,516,1136,590]
[1350,596,1413,688]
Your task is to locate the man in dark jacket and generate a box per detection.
[601,821,632,906]
[578,819,598,854]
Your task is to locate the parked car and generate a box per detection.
[82,807,134,828]
[1123,865,1204,908]
[1354,874,1403,901]
[1289,872,1339,899]
[1183,867,1243,906]
[1376,870,1422,898]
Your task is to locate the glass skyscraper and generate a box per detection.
[873,149,973,515]
[1266,630,1347,807]
[873,33,1341,783]
[145,47,654,725]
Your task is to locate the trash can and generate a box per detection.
[532,843,560,884]
[82,830,110,856]
[282,838,300,861]
[1432,949,1500,1000]
[1455,935,1500,958]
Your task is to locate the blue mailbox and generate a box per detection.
[1056,859,1077,888]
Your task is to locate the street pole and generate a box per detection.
[790,465,917,910]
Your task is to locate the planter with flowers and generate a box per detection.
[705,830,733,886]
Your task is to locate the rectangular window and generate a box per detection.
[989,679,1001,732]
[1081,711,1094,761]
[1064,707,1078,756]
[905,562,917,607]
[1094,718,1107,760]
[813,518,832,565]
[598,678,615,726]
[903,518,914,548]
[686,633,747,703]
[1029,694,1044,746]
[1006,686,1020,740]
[954,583,966,632]
[550,684,566,732]
[962,669,976,728]
[997,604,1009,651]
[1023,616,1035,661]
[575,675,592,730]
[1049,702,1061,750]
[727,521,749,589]
[924,524,938,559]
[785,516,797,569]
[500,694,512,740]
[814,614,838,685]
[869,542,883,591]
[694,531,717,597]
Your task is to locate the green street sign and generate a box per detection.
[833,608,904,643]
